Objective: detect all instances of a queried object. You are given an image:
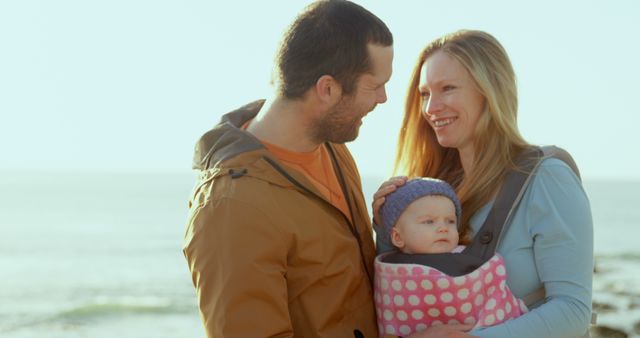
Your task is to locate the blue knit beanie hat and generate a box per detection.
[380,178,461,243]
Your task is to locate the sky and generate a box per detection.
[1,0,639,180]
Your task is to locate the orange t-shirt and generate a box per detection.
[261,140,352,222]
[242,120,351,221]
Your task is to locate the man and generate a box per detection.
[183,1,393,336]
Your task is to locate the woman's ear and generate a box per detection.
[390,227,404,249]
[315,75,342,104]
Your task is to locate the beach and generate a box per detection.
[1,172,638,337]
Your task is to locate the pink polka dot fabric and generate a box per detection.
[374,253,527,337]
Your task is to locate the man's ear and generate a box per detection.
[390,227,404,249]
[315,75,342,104]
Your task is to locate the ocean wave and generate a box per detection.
[1,297,197,333]
[597,252,640,261]
[58,302,179,319]
[60,296,196,318]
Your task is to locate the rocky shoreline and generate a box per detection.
[589,255,640,338]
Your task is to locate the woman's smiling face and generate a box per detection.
[418,50,485,155]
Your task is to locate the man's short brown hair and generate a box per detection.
[276,0,393,99]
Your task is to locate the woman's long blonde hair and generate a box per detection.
[395,30,530,239]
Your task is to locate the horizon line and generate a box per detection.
[0,169,638,183]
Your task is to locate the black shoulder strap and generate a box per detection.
[380,145,582,277]
[542,146,581,180]
[463,145,581,261]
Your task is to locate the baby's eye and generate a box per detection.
[423,219,434,225]
[447,219,456,225]
[420,91,430,99]
[443,85,456,91]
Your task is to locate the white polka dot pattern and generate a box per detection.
[399,325,411,335]
[444,306,456,316]
[437,278,450,289]
[412,309,424,320]
[440,292,453,303]
[457,288,470,299]
[374,252,528,336]
[423,294,436,305]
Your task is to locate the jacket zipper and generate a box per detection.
[324,143,373,284]
[262,152,373,284]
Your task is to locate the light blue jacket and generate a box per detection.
[468,158,593,337]
[376,158,594,337]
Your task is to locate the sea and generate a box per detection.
[1,172,638,338]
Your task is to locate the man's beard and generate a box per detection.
[309,96,368,144]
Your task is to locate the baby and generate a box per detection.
[374,178,527,337]
[381,177,463,255]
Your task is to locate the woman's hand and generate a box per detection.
[404,323,477,338]
[372,176,408,224]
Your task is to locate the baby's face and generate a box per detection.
[391,195,459,254]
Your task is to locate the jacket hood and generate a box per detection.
[192,100,266,171]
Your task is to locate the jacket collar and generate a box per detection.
[192,100,266,171]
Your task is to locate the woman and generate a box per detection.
[372,30,593,338]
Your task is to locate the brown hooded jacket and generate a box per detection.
[183,100,378,337]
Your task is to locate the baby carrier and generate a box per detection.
[374,146,595,337]
[375,250,528,335]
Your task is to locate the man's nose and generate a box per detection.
[377,86,387,104]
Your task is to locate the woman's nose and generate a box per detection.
[422,95,443,119]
